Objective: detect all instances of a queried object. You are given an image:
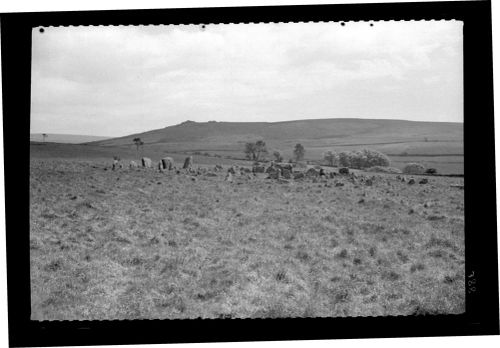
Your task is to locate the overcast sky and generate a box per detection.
[31,21,463,137]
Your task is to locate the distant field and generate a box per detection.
[30,134,111,144]
[31,153,464,320]
[31,141,464,175]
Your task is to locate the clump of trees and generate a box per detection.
[403,163,425,174]
[325,148,391,169]
[323,151,338,166]
[273,150,284,163]
[244,140,268,161]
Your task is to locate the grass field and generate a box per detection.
[30,151,465,320]
[31,141,463,175]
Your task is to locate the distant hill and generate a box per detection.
[90,118,462,152]
[30,133,111,144]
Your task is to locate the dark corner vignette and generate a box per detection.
[1,1,497,347]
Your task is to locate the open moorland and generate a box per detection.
[30,144,465,320]
[87,118,464,174]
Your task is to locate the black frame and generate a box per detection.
[2,1,498,346]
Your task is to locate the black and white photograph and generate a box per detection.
[27,19,467,321]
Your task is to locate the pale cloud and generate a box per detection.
[31,21,463,136]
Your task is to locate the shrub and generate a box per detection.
[403,163,426,174]
[425,168,438,175]
[336,149,390,169]
[366,166,402,174]
[273,150,284,163]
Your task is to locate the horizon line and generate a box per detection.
[31,116,464,138]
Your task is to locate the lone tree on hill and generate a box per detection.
[244,142,256,160]
[133,137,144,154]
[244,140,268,161]
[294,143,305,162]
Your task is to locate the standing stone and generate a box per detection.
[142,157,152,168]
[129,160,138,169]
[183,156,193,169]
[112,159,123,171]
[225,172,233,182]
[161,157,174,171]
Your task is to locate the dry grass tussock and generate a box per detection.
[30,158,465,320]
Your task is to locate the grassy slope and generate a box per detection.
[91,119,463,148]
[87,118,463,174]
[30,157,464,320]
